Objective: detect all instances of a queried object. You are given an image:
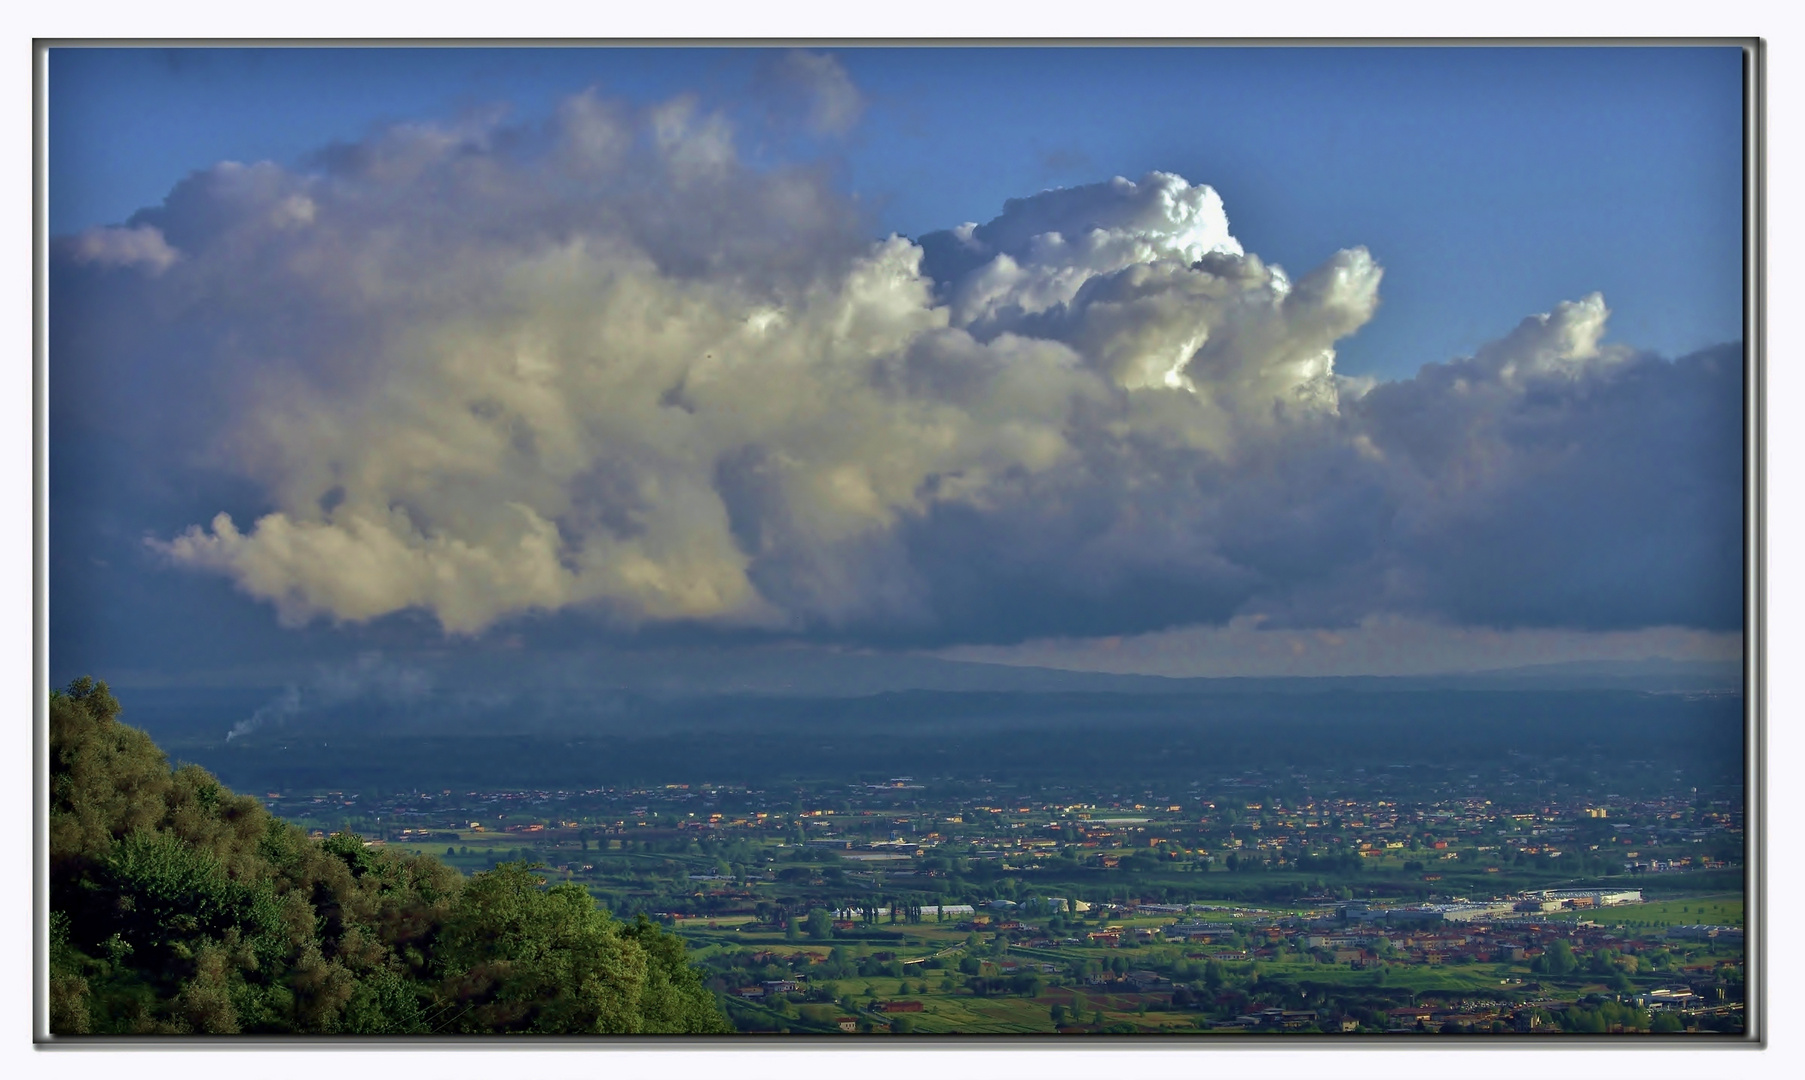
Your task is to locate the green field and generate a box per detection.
[726,977,1212,1034]
[1544,893,1742,930]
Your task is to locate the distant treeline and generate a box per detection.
[48,678,730,1036]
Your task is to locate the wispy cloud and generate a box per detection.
[61,223,179,274]
[225,653,432,741]
[756,50,866,136]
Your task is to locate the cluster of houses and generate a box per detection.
[1337,888,1644,925]
[1051,888,1744,984]
[733,978,805,1000]
[1211,1007,1340,1032]
[1210,986,1740,1034]
[1666,924,1745,944]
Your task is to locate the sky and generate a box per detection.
[46,45,1747,692]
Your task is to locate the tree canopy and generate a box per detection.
[48,677,730,1036]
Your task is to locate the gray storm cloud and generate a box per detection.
[59,82,1737,643]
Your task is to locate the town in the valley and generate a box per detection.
[267,767,1746,1035]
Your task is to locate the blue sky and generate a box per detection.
[47,46,1746,692]
[51,46,1744,382]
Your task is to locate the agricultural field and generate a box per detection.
[1543,894,1743,930]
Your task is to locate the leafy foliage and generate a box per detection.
[48,677,730,1036]
[1530,939,1578,976]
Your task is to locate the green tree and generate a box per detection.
[1533,940,1578,976]
[46,677,730,1037]
[429,862,731,1034]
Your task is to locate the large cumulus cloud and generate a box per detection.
[53,80,1742,645]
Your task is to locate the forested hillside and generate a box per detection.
[47,677,731,1036]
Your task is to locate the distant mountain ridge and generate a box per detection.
[112,647,1741,750]
[499,650,1745,698]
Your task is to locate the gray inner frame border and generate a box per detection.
[28,36,1768,1049]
